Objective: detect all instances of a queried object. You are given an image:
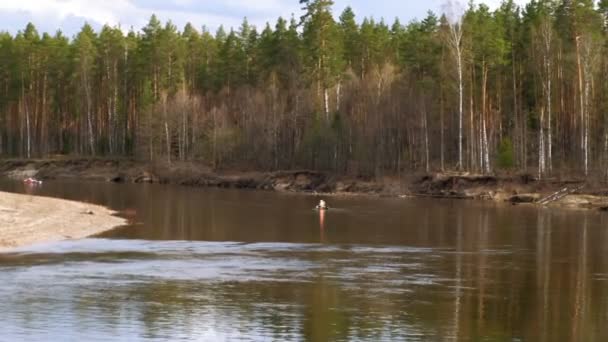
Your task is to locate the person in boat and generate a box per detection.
[316,199,329,210]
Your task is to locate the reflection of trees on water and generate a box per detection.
[451,209,463,340]
[64,280,422,340]
[93,206,608,340]
[536,209,551,342]
[445,208,607,341]
[572,216,588,342]
[3,180,608,340]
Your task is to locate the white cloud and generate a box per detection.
[0,0,302,35]
[0,0,132,26]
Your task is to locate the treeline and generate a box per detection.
[0,0,607,178]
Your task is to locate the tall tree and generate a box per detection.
[443,1,466,170]
[73,23,97,155]
[2,2,608,180]
[301,0,343,119]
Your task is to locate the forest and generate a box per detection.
[0,0,608,179]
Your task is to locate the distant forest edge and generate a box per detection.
[0,0,608,179]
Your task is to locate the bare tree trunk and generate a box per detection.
[482,114,490,173]
[21,75,31,159]
[324,87,329,121]
[479,113,483,172]
[25,98,31,158]
[576,36,585,175]
[423,103,430,173]
[112,60,118,155]
[539,107,546,179]
[41,72,47,156]
[165,120,171,164]
[470,68,476,171]
[83,66,95,156]
[540,20,553,173]
[482,64,490,173]
[447,21,464,171]
[558,48,565,164]
[123,42,130,155]
[106,57,113,155]
[457,50,463,171]
[182,96,187,161]
[512,48,520,170]
[163,96,171,165]
[578,36,596,177]
[336,81,341,113]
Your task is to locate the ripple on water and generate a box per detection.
[0,238,525,341]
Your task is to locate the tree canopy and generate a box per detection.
[0,1,607,178]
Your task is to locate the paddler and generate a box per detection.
[316,199,328,210]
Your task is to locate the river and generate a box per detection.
[0,180,607,341]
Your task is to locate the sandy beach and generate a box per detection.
[0,191,126,250]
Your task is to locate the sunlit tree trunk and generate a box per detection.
[324,88,329,120]
[540,18,553,173]
[481,63,490,174]
[21,75,31,158]
[162,93,171,164]
[106,57,113,155]
[82,63,95,156]
[576,36,586,175]
[539,107,546,179]
[470,69,475,171]
[336,81,341,112]
[446,16,464,170]
[41,71,47,156]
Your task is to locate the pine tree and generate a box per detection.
[339,7,360,74]
[301,0,343,120]
[73,23,97,155]
[1,1,608,177]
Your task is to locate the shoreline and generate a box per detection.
[2,158,608,211]
[0,191,127,251]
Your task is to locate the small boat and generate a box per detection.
[23,177,43,185]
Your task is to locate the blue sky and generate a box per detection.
[0,0,528,37]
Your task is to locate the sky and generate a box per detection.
[0,0,529,37]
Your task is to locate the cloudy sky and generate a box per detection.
[0,0,528,37]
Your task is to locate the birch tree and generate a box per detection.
[73,23,97,155]
[443,0,465,170]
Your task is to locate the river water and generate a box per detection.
[0,180,607,341]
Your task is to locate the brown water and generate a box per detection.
[0,180,607,341]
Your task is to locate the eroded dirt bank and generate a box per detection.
[0,190,126,250]
[2,158,607,210]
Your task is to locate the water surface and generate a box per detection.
[1,180,607,341]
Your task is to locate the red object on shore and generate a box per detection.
[23,177,43,185]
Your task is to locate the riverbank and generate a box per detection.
[2,158,608,210]
[0,191,126,250]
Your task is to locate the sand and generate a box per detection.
[0,191,126,250]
